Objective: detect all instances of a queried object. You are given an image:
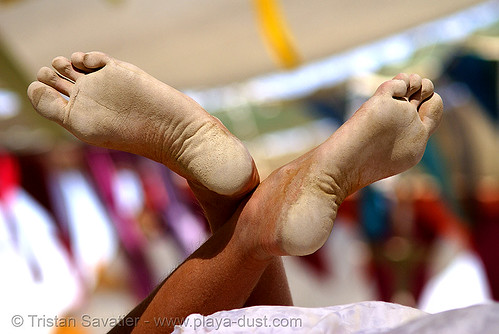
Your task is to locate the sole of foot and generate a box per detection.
[243,73,443,257]
[27,51,258,196]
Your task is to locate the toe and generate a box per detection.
[375,77,408,98]
[410,78,434,109]
[71,51,110,71]
[408,74,422,97]
[391,73,410,97]
[27,81,68,124]
[52,56,84,82]
[418,92,443,136]
[392,73,409,83]
[420,79,435,102]
[390,73,422,99]
[36,66,73,97]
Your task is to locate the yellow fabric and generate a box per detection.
[253,0,301,69]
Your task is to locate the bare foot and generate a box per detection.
[240,74,443,257]
[27,52,257,196]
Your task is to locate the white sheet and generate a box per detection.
[173,301,499,333]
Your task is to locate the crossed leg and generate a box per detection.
[115,72,442,333]
[27,52,443,333]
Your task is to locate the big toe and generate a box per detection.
[27,81,67,124]
[375,77,410,98]
[419,92,443,135]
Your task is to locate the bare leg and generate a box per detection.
[28,54,442,331]
[131,204,273,333]
[127,74,443,332]
[187,182,293,307]
[27,52,291,310]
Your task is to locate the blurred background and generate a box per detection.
[0,0,498,332]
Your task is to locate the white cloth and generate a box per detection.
[390,303,499,334]
[173,301,425,333]
[173,301,499,334]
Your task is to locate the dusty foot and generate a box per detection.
[240,74,443,257]
[27,51,257,196]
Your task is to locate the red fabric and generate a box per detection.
[0,152,19,202]
[472,196,499,300]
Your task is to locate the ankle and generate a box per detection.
[233,196,282,261]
